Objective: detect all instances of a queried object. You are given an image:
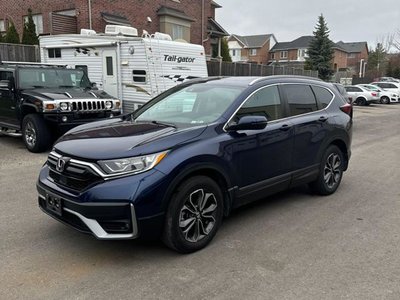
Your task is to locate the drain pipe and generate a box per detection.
[201,0,204,44]
[88,0,93,30]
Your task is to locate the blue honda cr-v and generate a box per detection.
[37,76,352,253]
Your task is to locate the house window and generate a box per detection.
[298,49,308,58]
[171,24,184,40]
[271,53,275,60]
[347,53,356,58]
[231,49,236,56]
[249,49,257,56]
[0,20,5,32]
[280,51,288,59]
[48,48,61,58]
[24,14,43,34]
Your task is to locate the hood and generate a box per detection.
[54,117,207,160]
[22,88,114,100]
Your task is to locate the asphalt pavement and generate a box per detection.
[1,104,399,300]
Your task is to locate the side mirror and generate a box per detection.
[0,80,11,90]
[91,82,98,89]
[226,115,268,131]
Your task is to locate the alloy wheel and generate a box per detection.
[179,189,218,243]
[323,153,342,189]
[25,121,37,148]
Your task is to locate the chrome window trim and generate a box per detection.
[223,82,335,132]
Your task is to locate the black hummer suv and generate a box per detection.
[0,61,121,152]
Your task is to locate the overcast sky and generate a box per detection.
[215,0,400,50]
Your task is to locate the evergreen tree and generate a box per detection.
[305,14,334,81]
[367,43,386,73]
[221,37,232,62]
[22,8,39,45]
[0,33,3,43]
[5,22,20,44]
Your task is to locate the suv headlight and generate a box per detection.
[98,151,168,176]
[59,102,70,111]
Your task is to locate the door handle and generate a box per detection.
[318,116,328,122]
[279,124,292,131]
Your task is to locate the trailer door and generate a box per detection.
[102,50,118,97]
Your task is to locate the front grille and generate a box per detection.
[47,155,103,191]
[70,100,107,112]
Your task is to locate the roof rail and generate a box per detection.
[249,75,322,86]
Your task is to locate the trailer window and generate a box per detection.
[133,70,146,83]
[48,48,61,58]
[106,57,113,76]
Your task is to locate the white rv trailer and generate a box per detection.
[39,25,208,113]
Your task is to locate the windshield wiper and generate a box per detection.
[58,85,74,88]
[135,119,176,128]
[151,120,177,128]
[31,85,46,88]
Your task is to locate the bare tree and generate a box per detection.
[392,29,400,52]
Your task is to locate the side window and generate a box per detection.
[48,48,61,58]
[283,84,318,116]
[354,87,362,92]
[235,85,283,121]
[386,83,396,88]
[0,71,13,81]
[312,86,334,108]
[106,57,113,76]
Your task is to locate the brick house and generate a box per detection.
[227,34,277,64]
[0,0,228,57]
[269,35,368,74]
[336,41,369,75]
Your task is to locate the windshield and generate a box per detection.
[18,68,92,89]
[134,83,244,126]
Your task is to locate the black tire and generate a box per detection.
[22,114,52,153]
[381,96,390,104]
[310,145,344,195]
[356,98,366,106]
[162,176,224,253]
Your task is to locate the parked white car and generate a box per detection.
[371,82,400,98]
[344,85,380,106]
[357,84,399,104]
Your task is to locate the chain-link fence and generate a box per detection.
[207,61,318,78]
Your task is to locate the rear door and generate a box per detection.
[280,84,331,184]
[227,85,294,202]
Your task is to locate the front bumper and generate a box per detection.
[37,183,138,240]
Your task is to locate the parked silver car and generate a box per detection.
[358,84,399,104]
[344,85,380,106]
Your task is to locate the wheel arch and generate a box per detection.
[330,139,349,171]
[20,104,40,124]
[161,163,234,217]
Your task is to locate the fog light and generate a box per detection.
[110,113,114,118]
[62,116,68,122]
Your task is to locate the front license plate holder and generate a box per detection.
[46,193,63,216]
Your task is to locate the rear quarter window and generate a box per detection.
[312,86,334,108]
